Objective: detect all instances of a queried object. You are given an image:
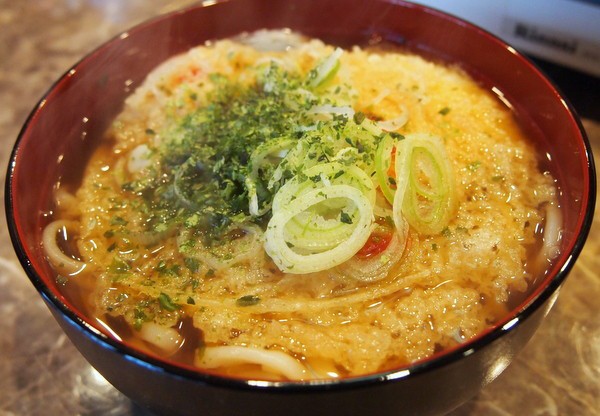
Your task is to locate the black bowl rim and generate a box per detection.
[5,0,597,393]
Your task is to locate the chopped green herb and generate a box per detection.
[356,140,365,153]
[109,258,131,274]
[184,213,201,228]
[184,257,200,273]
[156,261,181,277]
[236,295,261,307]
[110,216,128,226]
[353,111,366,124]
[340,212,353,224]
[158,292,179,312]
[56,274,68,285]
[154,222,169,233]
[384,216,394,227]
[468,161,481,172]
[438,107,451,115]
[389,132,405,140]
[133,308,147,330]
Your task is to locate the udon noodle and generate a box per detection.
[44,31,561,381]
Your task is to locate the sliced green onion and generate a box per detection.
[307,47,343,88]
[284,200,358,252]
[393,133,455,235]
[375,134,397,205]
[270,162,375,253]
[246,137,295,216]
[265,185,374,273]
[250,138,296,176]
[273,162,374,210]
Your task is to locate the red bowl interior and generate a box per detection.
[6,0,595,383]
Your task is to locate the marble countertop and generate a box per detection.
[0,1,598,415]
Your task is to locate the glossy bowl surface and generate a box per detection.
[6,1,595,415]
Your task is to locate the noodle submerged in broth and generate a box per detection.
[44,31,561,380]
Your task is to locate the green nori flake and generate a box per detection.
[109,258,131,274]
[133,308,147,330]
[236,295,261,307]
[340,211,353,224]
[56,274,68,286]
[158,292,179,312]
[353,111,366,124]
[110,216,128,226]
[456,226,470,235]
[389,132,404,140]
[468,161,481,172]
[184,257,200,273]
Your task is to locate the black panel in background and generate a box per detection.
[530,56,600,121]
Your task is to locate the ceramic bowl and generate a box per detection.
[6,1,595,415]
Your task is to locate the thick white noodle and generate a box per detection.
[376,105,409,132]
[369,88,391,106]
[196,346,308,380]
[237,29,306,52]
[139,322,183,356]
[42,220,86,275]
[195,270,430,314]
[53,188,80,219]
[542,203,563,261]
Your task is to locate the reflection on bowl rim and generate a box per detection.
[5,0,596,392]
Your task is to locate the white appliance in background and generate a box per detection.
[408,0,600,77]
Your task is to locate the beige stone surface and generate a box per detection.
[0,1,598,414]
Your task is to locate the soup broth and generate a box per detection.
[44,31,561,381]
